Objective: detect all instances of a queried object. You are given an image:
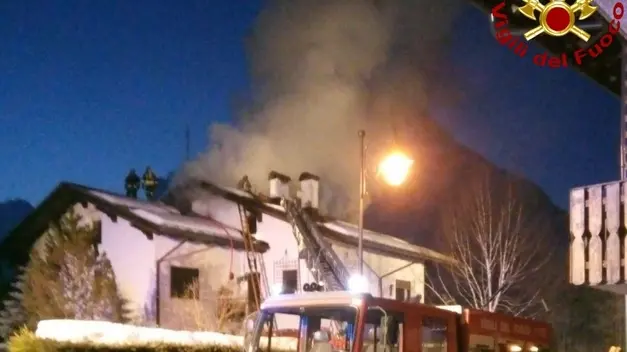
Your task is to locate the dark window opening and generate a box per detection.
[282,269,298,294]
[395,280,411,301]
[170,266,199,299]
[395,288,406,300]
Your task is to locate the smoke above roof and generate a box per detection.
[176,0,462,220]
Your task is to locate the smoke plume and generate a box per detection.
[177,0,462,220]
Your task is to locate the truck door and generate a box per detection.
[360,308,404,352]
[405,308,457,352]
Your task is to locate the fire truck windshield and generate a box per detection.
[246,306,358,352]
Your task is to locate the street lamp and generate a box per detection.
[357,130,413,275]
[378,151,414,187]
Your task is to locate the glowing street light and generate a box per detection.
[378,151,414,187]
[348,274,369,293]
[357,130,413,276]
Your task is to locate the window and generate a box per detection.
[362,308,404,352]
[395,288,406,300]
[274,259,298,293]
[282,269,298,294]
[395,280,411,301]
[170,266,199,299]
[422,317,448,352]
[252,307,358,352]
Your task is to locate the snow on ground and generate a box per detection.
[36,319,297,350]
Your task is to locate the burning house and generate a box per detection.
[2,170,453,331]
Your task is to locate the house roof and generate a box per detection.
[182,180,455,266]
[0,182,269,264]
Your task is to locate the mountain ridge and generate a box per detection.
[0,200,33,242]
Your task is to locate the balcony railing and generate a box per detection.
[569,180,624,286]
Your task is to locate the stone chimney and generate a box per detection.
[298,172,320,211]
[268,171,291,204]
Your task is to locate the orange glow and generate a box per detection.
[378,151,413,186]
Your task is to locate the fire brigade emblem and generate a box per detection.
[518,0,597,41]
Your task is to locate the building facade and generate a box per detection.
[3,184,268,331]
[4,173,454,333]
[175,171,455,329]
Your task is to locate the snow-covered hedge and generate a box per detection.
[36,319,244,346]
[7,319,298,352]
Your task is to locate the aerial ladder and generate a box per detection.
[282,198,351,291]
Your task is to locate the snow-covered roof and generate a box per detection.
[89,188,242,240]
[194,180,454,265]
[2,182,269,255]
[88,190,180,215]
[321,221,453,265]
[77,186,264,251]
[129,209,240,242]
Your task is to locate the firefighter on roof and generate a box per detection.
[142,166,158,200]
[125,169,141,198]
[236,175,252,193]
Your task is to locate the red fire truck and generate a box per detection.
[245,292,551,352]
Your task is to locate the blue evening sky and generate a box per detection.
[0,0,620,208]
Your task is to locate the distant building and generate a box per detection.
[2,171,454,331]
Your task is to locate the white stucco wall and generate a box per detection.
[193,196,312,330]
[31,192,430,336]
[99,214,155,324]
[155,237,246,331]
[66,202,252,330]
[59,198,426,333]
[331,242,425,302]
[193,195,425,299]
[192,193,427,331]
[192,196,314,299]
[99,214,251,329]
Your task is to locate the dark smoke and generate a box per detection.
[176,0,462,220]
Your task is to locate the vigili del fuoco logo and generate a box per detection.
[492,0,623,68]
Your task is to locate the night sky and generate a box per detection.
[0,0,621,208]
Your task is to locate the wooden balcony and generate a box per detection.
[570,180,626,290]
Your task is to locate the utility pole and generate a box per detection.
[358,130,366,276]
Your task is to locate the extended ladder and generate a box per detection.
[237,204,262,312]
[283,198,346,336]
[237,203,277,329]
[282,198,350,291]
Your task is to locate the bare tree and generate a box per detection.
[427,171,552,316]
[170,278,246,333]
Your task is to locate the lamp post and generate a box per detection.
[358,130,366,275]
[356,130,413,277]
